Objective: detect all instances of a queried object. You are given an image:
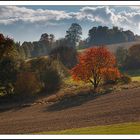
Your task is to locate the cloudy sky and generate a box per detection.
[0,5,140,43]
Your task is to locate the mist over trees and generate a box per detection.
[15,23,82,59]
[13,24,139,60]
[20,33,55,58]
[5,22,139,72]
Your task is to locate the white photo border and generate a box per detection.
[0,1,140,5]
[0,1,140,139]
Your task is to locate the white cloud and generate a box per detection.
[77,6,140,34]
[0,6,140,35]
[0,6,71,25]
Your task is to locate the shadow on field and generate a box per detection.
[46,90,107,112]
[0,104,32,113]
[0,95,35,113]
[0,89,59,113]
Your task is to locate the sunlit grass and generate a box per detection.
[121,69,140,82]
[39,122,140,134]
[64,76,85,87]
[131,76,140,82]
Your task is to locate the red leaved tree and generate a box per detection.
[71,47,121,90]
[101,67,121,84]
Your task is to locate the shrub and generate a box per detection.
[28,57,68,78]
[0,57,21,95]
[15,72,41,96]
[123,44,140,70]
[41,68,61,92]
[25,57,66,93]
[119,74,132,84]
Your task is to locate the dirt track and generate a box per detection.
[0,87,140,134]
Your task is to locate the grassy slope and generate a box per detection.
[39,68,140,135]
[40,122,140,134]
[20,41,140,134]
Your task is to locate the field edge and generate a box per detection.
[38,122,140,134]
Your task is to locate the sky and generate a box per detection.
[0,5,140,43]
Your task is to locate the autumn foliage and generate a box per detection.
[101,68,121,84]
[71,47,121,89]
[15,72,41,95]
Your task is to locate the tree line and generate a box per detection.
[14,23,139,59]
[88,26,136,46]
[116,44,140,70]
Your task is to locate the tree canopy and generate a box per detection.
[87,26,136,46]
[65,23,82,48]
[71,47,121,89]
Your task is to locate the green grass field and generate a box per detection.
[39,122,140,134]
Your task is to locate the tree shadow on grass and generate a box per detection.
[0,104,32,113]
[0,89,60,113]
[45,89,108,112]
[0,95,36,113]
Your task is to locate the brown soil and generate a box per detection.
[0,87,140,134]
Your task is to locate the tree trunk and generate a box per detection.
[89,79,98,94]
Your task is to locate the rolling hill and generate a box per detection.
[0,86,140,134]
[78,40,140,53]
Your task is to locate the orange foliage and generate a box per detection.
[71,47,121,89]
[101,67,121,83]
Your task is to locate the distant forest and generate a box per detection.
[14,23,139,59]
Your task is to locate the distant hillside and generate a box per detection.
[107,41,140,53]
[78,41,140,53]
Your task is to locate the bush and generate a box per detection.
[24,57,66,93]
[28,57,68,78]
[0,57,21,95]
[41,68,61,92]
[123,44,140,70]
[15,72,41,96]
[119,74,132,84]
